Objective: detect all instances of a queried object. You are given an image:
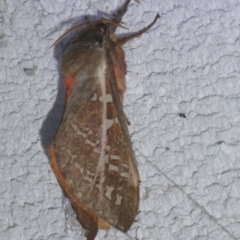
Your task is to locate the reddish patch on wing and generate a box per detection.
[64,75,75,101]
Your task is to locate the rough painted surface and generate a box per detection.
[1,0,240,239]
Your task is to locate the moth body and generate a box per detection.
[49,1,159,239]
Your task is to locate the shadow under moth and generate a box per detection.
[49,0,159,239]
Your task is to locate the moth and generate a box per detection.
[48,0,159,239]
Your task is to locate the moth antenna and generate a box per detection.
[51,21,89,47]
[109,0,131,33]
[116,14,160,46]
[100,17,128,30]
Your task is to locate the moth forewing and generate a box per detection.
[52,40,139,231]
[49,1,159,239]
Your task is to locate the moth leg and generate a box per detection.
[71,201,98,240]
[117,14,160,46]
[109,0,131,33]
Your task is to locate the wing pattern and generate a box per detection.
[51,52,139,232]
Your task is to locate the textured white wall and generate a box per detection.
[1,0,240,239]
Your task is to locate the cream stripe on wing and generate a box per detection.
[89,58,108,195]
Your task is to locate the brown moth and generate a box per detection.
[48,0,159,239]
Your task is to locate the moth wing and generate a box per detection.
[50,58,139,232]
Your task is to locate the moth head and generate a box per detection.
[51,17,127,46]
[94,18,128,42]
[99,17,128,32]
[94,23,108,34]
